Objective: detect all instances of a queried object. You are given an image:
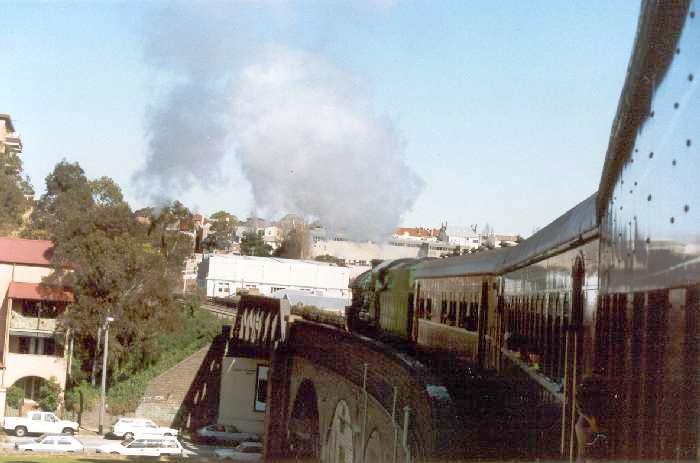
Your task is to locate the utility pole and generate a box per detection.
[98,316,114,435]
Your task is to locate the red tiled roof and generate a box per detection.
[395,227,438,238]
[7,282,74,302]
[0,237,54,266]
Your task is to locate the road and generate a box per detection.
[1,430,222,458]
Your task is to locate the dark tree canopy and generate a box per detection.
[240,230,272,257]
[29,161,193,386]
[202,210,238,252]
[0,147,33,234]
[274,227,310,259]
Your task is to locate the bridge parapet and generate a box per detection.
[282,320,462,461]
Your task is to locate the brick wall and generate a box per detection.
[135,335,225,432]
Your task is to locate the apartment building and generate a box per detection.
[0,238,72,418]
[0,114,22,157]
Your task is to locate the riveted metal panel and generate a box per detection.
[601,4,700,292]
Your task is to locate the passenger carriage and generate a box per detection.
[344,2,700,459]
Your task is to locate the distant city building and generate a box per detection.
[262,225,282,250]
[392,227,440,242]
[198,254,350,299]
[270,288,348,312]
[438,225,482,250]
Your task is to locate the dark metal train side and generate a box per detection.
[596,1,699,459]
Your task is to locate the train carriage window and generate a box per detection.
[448,300,457,325]
[467,302,478,331]
[458,301,467,328]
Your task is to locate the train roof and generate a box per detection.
[414,247,510,279]
[502,193,597,271]
[371,257,420,274]
[350,269,372,289]
[597,1,688,217]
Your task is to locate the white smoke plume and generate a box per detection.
[233,47,423,240]
[135,2,422,240]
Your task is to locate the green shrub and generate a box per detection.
[38,378,61,412]
[106,304,221,415]
[6,385,24,409]
[64,381,99,415]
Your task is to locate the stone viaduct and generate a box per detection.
[264,320,468,462]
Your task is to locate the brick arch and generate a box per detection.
[324,399,354,463]
[289,379,321,459]
[3,376,60,417]
[267,321,465,461]
[364,428,384,463]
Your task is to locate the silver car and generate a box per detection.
[196,424,260,443]
[15,434,84,453]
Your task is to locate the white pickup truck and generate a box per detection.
[4,411,79,437]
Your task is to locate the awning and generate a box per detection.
[7,282,73,302]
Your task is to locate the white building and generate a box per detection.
[443,226,483,250]
[198,254,350,299]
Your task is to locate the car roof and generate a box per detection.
[242,442,263,447]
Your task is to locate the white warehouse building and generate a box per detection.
[198,254,350,300]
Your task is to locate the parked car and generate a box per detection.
[14,434,84,453]
[196,424,260,443]
[214,442,263,461]
[111,417,178,440]
[97,436,183,457]
[4,411,79,437]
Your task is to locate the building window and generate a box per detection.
[254,365,269,412]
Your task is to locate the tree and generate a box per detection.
[0,147,33,234]
[202,210,238,252]
[38,378,62,412]
[6,385,24,409]
[240,231,272,257]
[30,162,188,386]
[313,254,345,266]
[273,226,309,259]
[481,222,495,249]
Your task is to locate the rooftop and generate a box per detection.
[0,237,55,266]
[0,114,15,132]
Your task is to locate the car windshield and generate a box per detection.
[121,439,133,447]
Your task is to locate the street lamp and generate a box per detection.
[98,316,115,435]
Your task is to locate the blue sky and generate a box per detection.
[1,1,640,237]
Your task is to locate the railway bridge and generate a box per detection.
[264,320,465,462]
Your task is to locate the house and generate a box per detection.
[0,238,72,419]
[218,295,290,435]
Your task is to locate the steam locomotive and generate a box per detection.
[348,2,699,459]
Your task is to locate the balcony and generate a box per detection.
[10,310,58,333]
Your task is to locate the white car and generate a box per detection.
[97,436,183,457]
[214,442,263,461]
[4,411,79,437]
[196,424,261,443]
[14,433,84,453]
[111,417,178,440]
